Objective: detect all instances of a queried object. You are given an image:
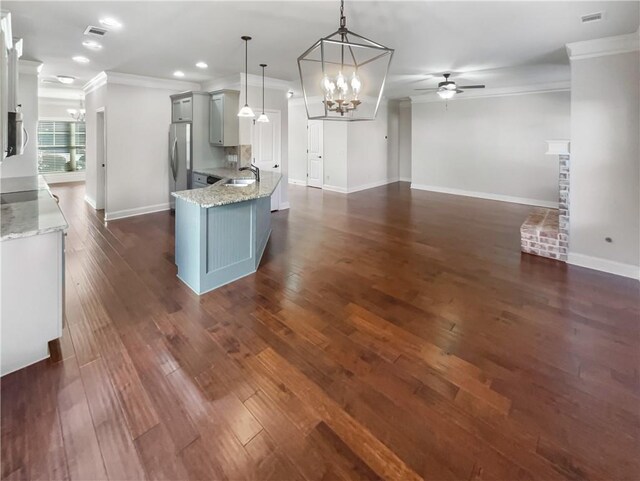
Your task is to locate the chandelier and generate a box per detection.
[67,105,86,122]
[297,0,393,121]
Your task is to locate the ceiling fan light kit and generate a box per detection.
[297,0,394,121]
[416,72,486,100]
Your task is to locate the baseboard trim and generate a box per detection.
[410,184,558,208]
[43,171,86,184]
[322,184,348,194]
[568,253,640,280]
[279,202,290,210]
[399,177,412,183]
[84,195,97,210]
[323,178,400,195]
[288,178,307,186]
[347,178,399,194]
[105,202,170,221]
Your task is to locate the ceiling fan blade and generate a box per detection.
[414,88,439,91]
[458,85,485,89]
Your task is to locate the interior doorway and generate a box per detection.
[307,120,323,188]
[95,108,106,211]
[251,109,281,211]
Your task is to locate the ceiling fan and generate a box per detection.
[415,73,485,100]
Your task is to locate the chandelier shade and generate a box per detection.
[297,0,393,121]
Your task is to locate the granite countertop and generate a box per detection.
[1,175,69,241]
[173,168,282,208]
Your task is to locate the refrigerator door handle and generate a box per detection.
[170,137,178,181]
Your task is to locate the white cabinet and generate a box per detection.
[1,229,64,376]
[172,96,192,122]
[209,90,239,147]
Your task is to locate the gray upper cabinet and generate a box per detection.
[172,97,192,122]
[209,90,239,147]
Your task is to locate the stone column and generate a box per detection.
[546,140,571,262]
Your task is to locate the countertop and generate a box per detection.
[1,175,69,241]
[173,168,282,208]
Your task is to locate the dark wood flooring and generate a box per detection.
[2,181,639,481]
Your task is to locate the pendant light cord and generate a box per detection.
[244,38,249,106]
[262,65,265,114]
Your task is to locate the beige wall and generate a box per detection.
[569,50,640,275]
[411,91,570,206]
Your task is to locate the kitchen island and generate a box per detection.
[172,168,281,295]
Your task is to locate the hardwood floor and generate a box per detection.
[2,181,639,481]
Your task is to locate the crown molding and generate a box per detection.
[566,30,639,60]
[410,81,570,103]
[203,73,293,94]
[242,72,293,91]
[82,71,108,94]
[38,87,85,101]
[201,74,240,92]
[83,71,200,94]
[38,96,83,107]
[18,59,42,75]
[104,71,200,91]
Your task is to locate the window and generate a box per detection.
[37,121,86,173]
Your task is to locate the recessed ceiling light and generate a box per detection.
[72,56,90,64]
[99,17,122,29]
[173,71,185,78]
[57,75,76,84]
[196,61,208,69]
[82,40,102,50]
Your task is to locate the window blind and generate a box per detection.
[37,121,86,173]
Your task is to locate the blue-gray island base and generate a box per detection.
[172,170,281,295]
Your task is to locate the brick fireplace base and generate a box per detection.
[520,148,570,262]
[521,208,566,260]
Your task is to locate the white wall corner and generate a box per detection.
[18,59,42,75]
[545,140,571,155]
[568,253,640,280]
[84,194,97,210]
[566,30,640,60]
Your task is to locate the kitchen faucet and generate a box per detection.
[239,164,260,181]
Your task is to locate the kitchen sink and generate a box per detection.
[224,178,256,187]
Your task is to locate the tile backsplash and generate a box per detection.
[223,145,252,169]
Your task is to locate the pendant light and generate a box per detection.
[297,0,393,121]
[238,36,255,118]
[256,63,269,123]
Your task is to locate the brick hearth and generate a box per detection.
[521,146,570,262]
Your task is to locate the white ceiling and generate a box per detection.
[5,1,639,98]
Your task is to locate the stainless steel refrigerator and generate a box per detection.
[169,122,191,209]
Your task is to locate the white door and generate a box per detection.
[96,108,106,210]
[307,120,323,188]
[251,110,281,211]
